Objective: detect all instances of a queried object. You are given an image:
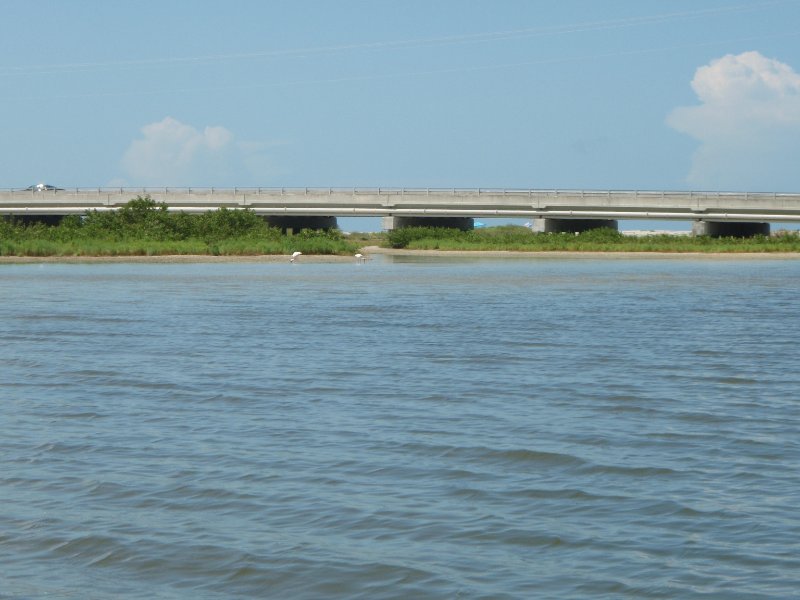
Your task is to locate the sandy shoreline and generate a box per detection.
[0,254,355,264]
[362,247,800,259]
[1,247,799,263]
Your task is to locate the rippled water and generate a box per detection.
[2,256,799,599]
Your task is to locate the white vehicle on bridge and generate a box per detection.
[24,183,62,192]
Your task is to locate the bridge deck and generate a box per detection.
[2,188,800,221]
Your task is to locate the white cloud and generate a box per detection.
[120,117,276,186]
[667,51,800,191]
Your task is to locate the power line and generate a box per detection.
[15,29,800,101]
[0,0,792,76]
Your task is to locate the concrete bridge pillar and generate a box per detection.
[531,218,618,234]
[382,216,474,231]
[264,215,338,234]
[692,221,770,237]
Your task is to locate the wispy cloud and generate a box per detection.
[667,51,800,191]
[119,117,276,186]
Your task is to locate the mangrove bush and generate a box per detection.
[0,196,360,257]
[384,225,800,252]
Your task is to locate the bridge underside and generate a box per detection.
[3,214,65,226]
[4,213,775,239]
[382,216,474,231]
[532,218,618,234]
[264,215,337,233]
[691,220,770,237]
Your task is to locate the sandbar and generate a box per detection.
[362,247,800,259]
[1,247,799,263]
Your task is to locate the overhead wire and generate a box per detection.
[0,0,792,76]
[14,28,800,101]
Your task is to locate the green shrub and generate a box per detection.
[386,227,464,248]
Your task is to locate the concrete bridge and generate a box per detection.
[3,187,800,235]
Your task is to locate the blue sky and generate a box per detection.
[2,0,799,198]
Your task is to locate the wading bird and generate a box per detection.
[290,251,302,263]
[355,253,366,263]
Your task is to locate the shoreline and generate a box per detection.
[0,254,355,264]
[361,247,800,259]
[1,247,800,263]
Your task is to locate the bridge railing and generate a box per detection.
[3,187,800,221]
[1,186,798,200]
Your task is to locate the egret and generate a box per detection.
[290,251,302,263]
[355,253,366,264]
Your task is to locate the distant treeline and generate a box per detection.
[0,196,359,257]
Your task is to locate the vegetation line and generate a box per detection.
[383,226,800,253]
[0,197,359,257]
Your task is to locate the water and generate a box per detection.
[1,256,799,599]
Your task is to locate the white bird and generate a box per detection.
[355,253,366,264]
[290,251,302,263]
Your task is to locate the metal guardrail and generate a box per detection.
[1,186,798,199]
[2,188,800,221]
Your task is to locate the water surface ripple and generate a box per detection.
[1,257,799,598]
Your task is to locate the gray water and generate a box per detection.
[1,256,799,599]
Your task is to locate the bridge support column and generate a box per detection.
[264,215,338,234]
[532,218,618,234]
[382,216,474,231]
[692,221,770,237]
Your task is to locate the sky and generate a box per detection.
[2,0,800,205]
